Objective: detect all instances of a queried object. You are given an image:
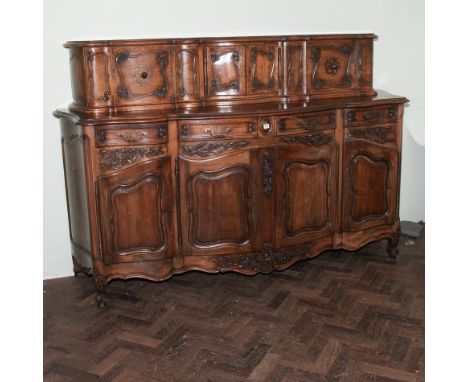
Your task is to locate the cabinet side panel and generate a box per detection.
[60,119,93,269]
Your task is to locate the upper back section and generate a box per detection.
[65,34,376,114]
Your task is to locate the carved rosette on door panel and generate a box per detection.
[309,45,354,90]
[115,49,171,100]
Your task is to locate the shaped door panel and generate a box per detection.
[97,157,173,264]
[179,148,261,256]
[343,141,398,231]
[276,137,338,247]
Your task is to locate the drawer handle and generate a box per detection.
[117,130,148,143]
[99,130,106,142]
[205,127,232,138]
[364,111,385,123]
[278,119,286,131]
[299,119,320,130]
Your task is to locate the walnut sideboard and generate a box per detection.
[54,34,408,307]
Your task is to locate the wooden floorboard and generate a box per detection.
[44,236,424,381]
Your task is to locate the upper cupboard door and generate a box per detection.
[176,45,203,101]
[206,45,246,97]
[246,45,280,95]
[306,40,358,96]
[112,46,174,106]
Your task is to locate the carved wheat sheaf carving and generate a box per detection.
[348,127,395,144]
[181,141,249,158]
[99,147,162,170]
[281,133,332,146]
[212,243,312,273]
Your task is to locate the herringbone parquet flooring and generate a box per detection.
[44,236,424,381]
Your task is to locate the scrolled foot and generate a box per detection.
[95,292,106,308]
[386,231,400,261]
[72,256,92,277]
[94,274,107,308]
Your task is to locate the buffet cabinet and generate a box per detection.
[54,34,408,307]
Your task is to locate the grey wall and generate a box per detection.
[44,0,424,279]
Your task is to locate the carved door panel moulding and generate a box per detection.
[86,48,111,105]
[113,47,173,104]
[285,43,304,94]
[247,46,279,94]
[307,42,356,92]
[207,46,245,96]
[176,46,200,99]
[178,149,262,256]
[187,166,253,248]
[343,142,398,232]
[97,158,172,264]
[284,160,333,237]
[276,144,338,248]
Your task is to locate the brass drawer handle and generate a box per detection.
[117,130,148,143]
[299,119,320,130]
[99,130,106,142]
[364,111,385,123]
[205,127,232,138]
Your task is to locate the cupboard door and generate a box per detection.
[206,45,246,97]
[97,157,173,264]
[276,136,338,247]
[246,44,280,95]
[179,148,261,256]
[343,141,398,231]
[112,46,174,106]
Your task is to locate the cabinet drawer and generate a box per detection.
[178,118,257,141]
[345,105,398,127]
[95,124,168,147]
[277,111,336,135]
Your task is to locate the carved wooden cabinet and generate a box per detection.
[54,34,408,306]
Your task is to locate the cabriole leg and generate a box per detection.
[386,231,400,260]
[93,275,107,308]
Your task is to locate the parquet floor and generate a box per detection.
[44,236,424,381]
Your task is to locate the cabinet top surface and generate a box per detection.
[54,90,408,124]
[63,33,377,47]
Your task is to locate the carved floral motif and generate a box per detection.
[262,151,273,195]
[325,57,341,75]
[212,243,312,273]
[99,147,162,170]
